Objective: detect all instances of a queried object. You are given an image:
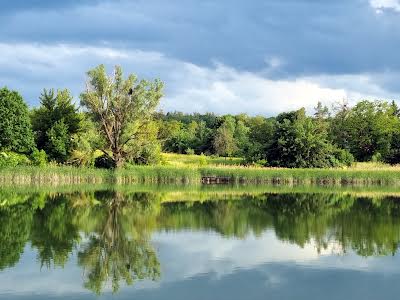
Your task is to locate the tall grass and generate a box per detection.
[2,164,400,186]
[161,152,243,167]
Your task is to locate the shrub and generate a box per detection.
[199,153,208,166]
[0,152,31,167]
[332,147,354,167]
[31,149,47,166]
[185,148,195,155]
[371,152,382,163]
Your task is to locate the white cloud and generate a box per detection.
[0,42,397,115]
[370,0,400,13]
[152,230,400,284]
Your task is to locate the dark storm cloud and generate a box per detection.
[1,0,400,112]
[1,0,400,77]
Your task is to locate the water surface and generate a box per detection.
[1,187,400,299]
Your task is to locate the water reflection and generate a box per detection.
[1,189,400,296]
[76,191,160,294]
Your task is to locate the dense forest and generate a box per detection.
[1,64,400,169]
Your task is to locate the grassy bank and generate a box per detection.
[2,163,400,186]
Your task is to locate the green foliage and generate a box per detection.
[80,65,163,168]
[267,108,349,168]
[244,117,275,164]
[185,148,195,155]
[46,120,70,163]
[386,131,400,164]
[125,121,162,165]
[0,87,35,153]
[4,79,400,169]
[0,152,31,167]
[330,100,400,162]
[69,115,103,167]
[31,89,81,162]
[213,118,237,158]
[161,120,213,155]
[331,147,354,167]
[30,149,47,166]
[199,153,208,166]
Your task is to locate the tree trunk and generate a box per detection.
[113,151,124,168]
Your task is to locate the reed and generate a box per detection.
[1,164,400,186]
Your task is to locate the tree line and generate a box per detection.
[1,64,400,168]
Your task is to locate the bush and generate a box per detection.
[185,148,195,155]
[130,143,162,165]
[0,152,31,167]
[31,149,47,166]
[371,152,382,163]
[199,153,208,166]
[331,147,354,167]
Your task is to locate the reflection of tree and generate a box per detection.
[159,199,273,238]
[4,188,400,295]
[30,194,81,268]
[77,191,160,294]
[159,193,400,256]
[0,204,33,270]
[259,193,354,251]
[334,197,400,256]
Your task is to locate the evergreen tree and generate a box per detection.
[31,89,81,162]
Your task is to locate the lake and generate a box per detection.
[1,186,400,299]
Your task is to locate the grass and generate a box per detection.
[2,153,400,186]
[2,164,400,186]
[161,152,243,167]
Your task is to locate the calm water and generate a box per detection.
[1,187,400,299]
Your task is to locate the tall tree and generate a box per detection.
[213,121,237,158]
[330,100,399,162]
[0,87,35,153]
[31,89,81,162]
[267,108,352,168]
[80,65,164,168]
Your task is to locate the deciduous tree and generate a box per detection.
[80,65,163,168]
[0,87,35,153]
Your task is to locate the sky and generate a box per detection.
[1,0,400,115]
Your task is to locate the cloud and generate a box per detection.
[1,0,400,78]
[0,43,397,115]
[370,0,400,12]
[0,42,397,115]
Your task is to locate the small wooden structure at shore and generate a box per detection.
[201,176,232,184]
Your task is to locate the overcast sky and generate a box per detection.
[1,0,400,115]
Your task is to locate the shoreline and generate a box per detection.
[1,165,400,186]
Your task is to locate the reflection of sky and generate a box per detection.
[1,230,400,299]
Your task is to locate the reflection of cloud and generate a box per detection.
[0,245,90,296]
[152,230,334,282]
[152,230,400,285]
[2,230,400,297]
